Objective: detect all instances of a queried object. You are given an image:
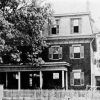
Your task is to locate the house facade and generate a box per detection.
[42,12,96,90]
[0,12,97,90]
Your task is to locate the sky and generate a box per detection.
[47,0,100,30]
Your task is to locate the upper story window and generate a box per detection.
[71,18,81,34]
[70,70,84,86]
[70,44,84,59]
[74,46,80,58]
[51,19,60,35]
[49,46,62,60]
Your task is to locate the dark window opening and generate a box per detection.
[42,71,62,89]
[53,54,59,59]
[7,72,18,89]
[74,53,80,58]
[74,26,79,33]
[51,27,56,34]
[21,72,40,89]
[74,79,80,85]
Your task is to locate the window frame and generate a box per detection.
[71,18,81,34]
[70,70,84,86]
[70,44,84,59]
[49,46,62,60]
[51,19,60,35]
[73,46,81,59]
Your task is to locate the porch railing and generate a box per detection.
[3,89,100,100]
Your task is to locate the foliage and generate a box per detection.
[0,0,53,65]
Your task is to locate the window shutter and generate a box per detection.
[59,47,62,59]
[70,19,73,34]
[70,72,74,86]
[81,72,84,85]
[56,25,59,34]
[79,18,81,33]
[70,46,74,59]
[49,47,53,59]
[80,46,84,58]
[94,59,96,65]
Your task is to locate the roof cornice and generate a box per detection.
[46,35,95,40]
[54,12,90,17]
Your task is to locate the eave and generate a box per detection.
[46,35,95,40]
[0,62,70,72]
[54,12,90,18]
[41,62,70,67]
[45,35,96,45]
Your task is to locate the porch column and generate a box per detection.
[40,71,43,89]
[6,72,8,89]
[18,72,21,90]
[66,71,68,90]
[62,70,64,88]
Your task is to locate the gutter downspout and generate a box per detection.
[90,35,96,88]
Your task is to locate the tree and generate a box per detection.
[0,0,53,65]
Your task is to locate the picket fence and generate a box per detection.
[2,89,100,100]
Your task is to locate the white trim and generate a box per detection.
[72,69,81,72]
[40,71,43,89]
[72,44,81,47]
[62,71,64,88]
[18,72,21,90]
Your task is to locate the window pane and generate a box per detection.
[53,47,59,53]
[74,26,79,33]
[74,47,80,53]
[52,27,56,34]
[74,72,81,79]
[73,19,79,26]
[74,79,80,85]
[74,53,80,58]
[53,54,59,59]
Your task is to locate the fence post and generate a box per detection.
[0,85,3,100]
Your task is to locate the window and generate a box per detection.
[74,46,80,58]
[70,45,84,59]
[51,19,59,35]
[49,46,62,60]
[70,70,84,86]
[97,59,100,68]
[53,73,59,79]
[71,18,81,34]
[51,27,56,34]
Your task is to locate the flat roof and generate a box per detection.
[0,62,70,72]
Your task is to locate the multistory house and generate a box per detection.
[42,12,96,90]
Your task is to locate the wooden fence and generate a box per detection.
[2,90,100,100]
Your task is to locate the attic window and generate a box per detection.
[71,18,81,34]
[51,19,59,35]
[51,27,56,34]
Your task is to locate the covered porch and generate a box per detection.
[0,62,70,90]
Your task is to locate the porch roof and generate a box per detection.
[41,62,70,67]
[0,62,70,72]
